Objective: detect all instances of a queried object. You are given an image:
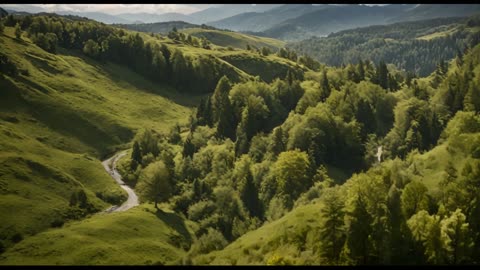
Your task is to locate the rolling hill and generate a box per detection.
[181,28,285,50]
[0,25,194,251]
[0,204,194,265]
[0,13,305,256]
[287,15,480,76]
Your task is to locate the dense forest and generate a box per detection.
[114,31,480,264]
[1,9,480,265]
[1,13,295,95]
[288,16,480,76]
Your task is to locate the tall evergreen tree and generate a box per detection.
[319,188,346,264]
[321,70,331,102]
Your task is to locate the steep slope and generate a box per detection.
[0,204,193,265]
[0,26,192,250]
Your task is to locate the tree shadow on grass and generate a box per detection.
[154,208,193,250]
[55,48,204,108]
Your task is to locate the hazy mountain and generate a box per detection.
[56,11,131,24]
[0,7,8,18]
[207,4,331,32]
[389,4,480,23]
[260,4,415,41]
[210,4,480,41]
[107,5,282,25]
[0,4,45,14]
[117,12,197,24]
[189,4,281,24]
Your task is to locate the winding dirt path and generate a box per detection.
[101,151,139,212]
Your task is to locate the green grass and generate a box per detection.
[193,202,324,265]
[415,24,480,40]
[181,28,285,51]
[0,27,194,250]
[0,204,193,265]
[135,28,299,84]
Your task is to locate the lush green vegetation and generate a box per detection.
[0,22,192,252]
[181,28,285,51]
[0,204,193,265]
[288,16,480,76]
[2,9,480,266]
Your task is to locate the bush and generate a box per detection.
[187,200,216,222]
[190,228,228,255]
[50,218,64,228]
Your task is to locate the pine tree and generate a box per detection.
[211,76,231,122]
[320,188,346,264]
[14,23,22,39]
[346,196,372,264]
[357,58,365,81]
[182,135,195,158]
[321,70,331,102]
[240,169,261,218]
[211,76,236,140]
[375,60,389,90]
[440,209,473,264]
[131,141,142,170]
[268,127,285,157]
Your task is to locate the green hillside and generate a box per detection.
[0,13,308,259]
[193,131,478,265]
[1,8,480,266]
[288,15,480,76]
[0,204,193,265]
[0,25,192,251]
[181,28,285,51]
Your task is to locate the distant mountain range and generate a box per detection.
[211,4,480,41]
[0,4,282,24]
[2,4,480,41]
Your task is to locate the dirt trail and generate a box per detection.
[102,151,139,212]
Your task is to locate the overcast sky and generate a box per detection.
[1,4,385,15]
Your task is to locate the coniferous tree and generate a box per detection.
[321,70,331,102]
[346,196,373,264]
[357,58,365,81]
[319,188,346,264]
[131,141,142,170]
[376,60,389,90]
[14,23,21,39]
[240,169,262,218]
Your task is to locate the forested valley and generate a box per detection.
[1,8,480,265]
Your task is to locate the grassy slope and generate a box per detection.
[0,27,192,248]
[0,204,193,265]
[131,28,300,84]
[194,202,324,265]
[415,24,480,40]
[181,28,285,50]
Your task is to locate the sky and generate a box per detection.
[2,4,226,15]
[1,4,385,15]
